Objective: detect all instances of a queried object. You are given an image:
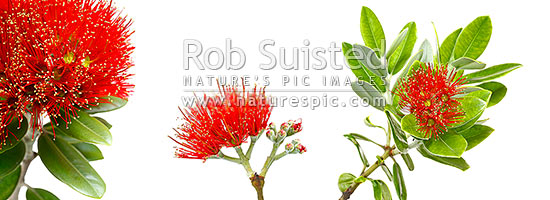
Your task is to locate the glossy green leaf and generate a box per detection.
[381,164,393,182]
[401,153,414,171]
[422,131,467,158]
[439,28,462,64]
[459,124,494,151]
[397,51,423,82]
[0,142,25,178]
[464,63,521,84]
[0,117,28,154]
[453,16,492,60]
[417,144,470,171]
[53,110,112,145]
[388,22,417,75]
[477,81,507,107]
[386,111,408,151]
[344,134,369,167]
[343,43,387,92]
[400,114,429,140]
[464,87,492,103]
[351,81,386,111]
[73,143,104,161]
[94,117,112,129]
[0,166,20,199]
[338,173,356,193]
[371,179,392,200]
[451,96,487,132]
[85,96,127,114]
[386,28,409,59]
[418,39,433,63]
[450,57,486,70]
[26,187,60,200]
[393,163,407,200]
[38,135,106,198]
[360,6,386,57]
[43,124,84,144]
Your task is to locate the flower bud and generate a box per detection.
[266,127,285,143]
[268,122,277,131]
[296,144,307,154]
[286,118,303,137]
[285,139,306,154]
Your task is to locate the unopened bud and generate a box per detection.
[296,144,307,154]
[285,139,306,154]
[286,118,303,137]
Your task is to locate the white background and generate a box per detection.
[22,0,550,199]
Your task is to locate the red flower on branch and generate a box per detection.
[395,62,466,138]
[0,0,134,137]
[171,84,272,160]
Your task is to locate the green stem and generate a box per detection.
[245,137,258,159]
[9,124,38,200]
[235,146,254,177]
[218,151,241,164]
[273,151,288,161]
[259,142,280,177]
[339,146,395,200]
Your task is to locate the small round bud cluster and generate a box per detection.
[266,122,286,143]
[281,118,303,137]
[284,139,307,154]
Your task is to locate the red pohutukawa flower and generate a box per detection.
[0,0,134,138]
[171,84,272,160]
[395,62,466,138]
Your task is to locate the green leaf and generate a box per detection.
[465,63,522,84]
[422,131,467,158]
[0,142,25,178]
[26,187,60,200]
[351,81,386,111]
[417,144,470,171]
[346,133,383,147]
[344,134,369,167]
[464,87,492,103]
[459,124,494,151]
[0,116,28,154]
[401,153,414,171]
[0,166,20,199]
[73,143,104,161]
[386,111,408,151]
[453,16,492,60]
[439,28,462,64]
[85,96,127,114]
[450,57,486,70]
[371,179,392,200]
[94,117,112,129]
[38,134,106,198]
[343,43,387,92]
[52,110,112,145]
[386,28,409,59]
[451,96,487,132]
[477,81,507,107]
[400,114,429,140]
[418,39,433,63]
[364,116,386,131]
[338,173,356,193]
[381,164,393,182]
[393,163,407,200]
[388,22,417,75]
[353,44,386,77]
[360,6,386,57]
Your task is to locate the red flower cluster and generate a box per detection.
[395,63,466,138]
[0,0,134,139]
[172,84,272,160]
